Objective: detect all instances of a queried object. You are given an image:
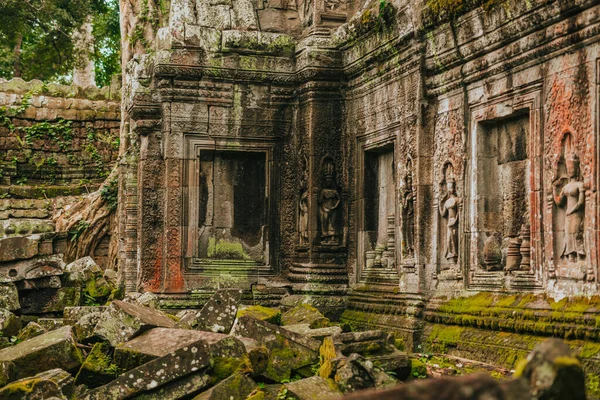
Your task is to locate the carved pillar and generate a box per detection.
[130,98,164,292]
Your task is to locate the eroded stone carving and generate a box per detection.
[401,162,415,260]
[552,148,586,263]
[298,154,309,246]
[439,164,460,266]
[318,156,341,246]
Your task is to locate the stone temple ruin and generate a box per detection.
[0,0,600,398]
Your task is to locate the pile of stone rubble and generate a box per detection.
[0,257,409,399]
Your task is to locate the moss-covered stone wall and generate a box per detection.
[0,78,120,195]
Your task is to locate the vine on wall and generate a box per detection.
[0,90,119,189]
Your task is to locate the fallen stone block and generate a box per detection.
[0,308,21,337]
[176,288,243,333]
[92,299,176,346]
[194,373,258,400]
[0,282,19,311]
[64,257,114,304]
[63,306,108,326]
[334,354,377,393]
[231,315,320,382]
[19,287,81,314]
[131,372,211,400]
[282,304,330,328]
[0,325,83,384]
[283,323,342,341]
[0,236,39,262]
[236,305,282,325]
[16,321,46,342]
[284,376,343,400]
[75,342,117,388]
[80,337,213,400]
[73,311,104,343]
[369,352,410,380]
[37,317,64,331]
[15,275,62,290]
[0,368,75,400]
[123,291,160,309]
[115,327,247,373]
[0,254,65,283]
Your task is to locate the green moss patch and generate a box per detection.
[237,305,282,325]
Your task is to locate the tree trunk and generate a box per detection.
[13,33,22,78]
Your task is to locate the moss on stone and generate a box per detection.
[246,389,266,400]
[207,237,250,260]
[318,337,336,379]
[423,0,505,29]
[237,305,282,325]
[410,358,427,379]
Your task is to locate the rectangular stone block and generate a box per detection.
[92,300,176,346]
[115,327,246,371]
[81,338,212,400]
[0,326,83,384]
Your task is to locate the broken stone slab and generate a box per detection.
[334,330,393,357]
[75,342,117,388]
[0,254,65,282]
[63,306,108,325]
[283,324,343,341]
[73,312,103,343]
[15,275,62,290]
[0,325,83,384]
[231,315,320,382]
[0,282,19,311]
[131,372,211,400]
[114,327,247,372]
[176,288,243,333]
[193,373,258,400]
[0,308,21,337]
[0,368,75,400]
[64,256,101,284]
[19,287,81,314]
[369,352,411,379]
[37,317,64,331]
[334,354,377,393]
[16,321,46,342]
[236,304,282,325]
[123,291,160,309]
[92,299,176,346]
[79,338,213,400]
[0,236,39,262]
[281,304,330,328]
[284,376,343,400]
[64,256,114,303]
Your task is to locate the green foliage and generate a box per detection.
[100,177,119,212]
[92,0,121,87]
[423,0,504,28]
[70,220,91,242]
[207,237,250,260]
[0,0,120,86]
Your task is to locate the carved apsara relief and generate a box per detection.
[298,153,309,246]
[552,134,586,266]
[439,162,460,268]
[401,159,415,260]
[318,156,341,246]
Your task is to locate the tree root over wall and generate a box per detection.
[54,169,118,268]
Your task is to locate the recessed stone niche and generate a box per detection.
[186,147,270,271]
[362,146,395,269]
[477,114,530,272]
